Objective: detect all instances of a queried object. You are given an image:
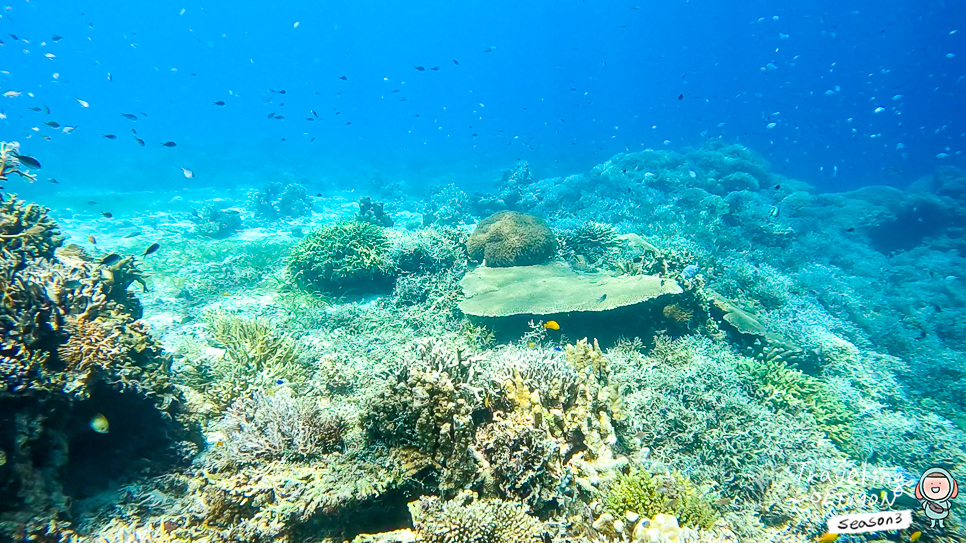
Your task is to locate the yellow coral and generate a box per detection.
[566,337,608,375]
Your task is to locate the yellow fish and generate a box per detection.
[90,413,109,434]
[543,320,560,330]
[910,531,922,542]
[817,533,839,543]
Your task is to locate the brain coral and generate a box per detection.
[466,211,556,267]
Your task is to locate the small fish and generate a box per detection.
[311,109,318,117]
[76,98,89,107]
[543,320,560,331]
[143,242,160,256]
[103,134,117,139]
[484,46,496,52]
[845,227,855,232]
[314,192,323,197]
[2,90,21,97]
[14,154,41,169]
[120,113,138,120]
[182,167,194,178]
[44,121,60,128]
[86,201,97,205]
[90,413,109,434]
[134,137,145,146]
[678,93,683,100]
[87,235,97,244]
[273,115,285,120]
[8,33,17,40]
[430,66,439,71]
[51,35,63,42]
[29,106,42,112]
[190,208,200,218]
[773,184,781,189]
[816,533,838,543]
[453,59,459,65]
[123,231,142,238]
[910,531,921,542]
[43,104,50,114]
[597,294,607,303]
[161,141,177,147]
[107,72,112,82]
[99,253,121,266]
[62,126,76,134]
[213,100,225,106]
[414,66,425,71]
[267,112,275,118]
[47,177,59,184]
[769,206,779,217]
[339,75,347,80]
[101,212,113,218]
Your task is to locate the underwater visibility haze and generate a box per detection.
[0,0,965,542]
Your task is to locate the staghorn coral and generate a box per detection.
[287,221,396,295]
[213,387,345,467]
[604,469,719,530]
[560,221,620,265]
[466,212,556,267]
[408,491,544,543]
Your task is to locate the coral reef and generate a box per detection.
[424,184,472,226]
[466,212,556,267]
[408,491,544,543]
[287,221,396,295]
[192,204,242,238]
[0,142,38,183]
[604,469,718,530]
[559,221,621,267]
[0,193,196,540]
[357,196,394,227]
[248,182,314,219]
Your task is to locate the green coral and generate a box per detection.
[466,211,556,267]
[561,221,620,263]
[605,469,719,530]
[287,221,396,294]
[735,356,854,448]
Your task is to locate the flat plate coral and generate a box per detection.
[459,262,682,317]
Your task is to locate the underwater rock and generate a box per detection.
[466,211,556,267]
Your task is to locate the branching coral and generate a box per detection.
[604,469,719,530]
[0,193,62,262]
[287,221,396,294]
[408,491,544,543]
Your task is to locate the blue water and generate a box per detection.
[1,0,962,196]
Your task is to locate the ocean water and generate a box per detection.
[1,1,965,542]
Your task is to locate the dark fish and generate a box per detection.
[273,115,285,120]
[846,227,855,232]
[213,100,225,106]
[267,112,275,118]
[430,66,439,71]
[29,107,42,112]
[279,103,284,106]
[773,184,780,189]
[9,33,18,40]
[392,89,399,93]
[52,35,63,42]
[190,208,200,218]
[103,134,117,139]
[483,46,496,52]
[161,141,177,147]
[339,75,347,80]
[314,193,323,197]
[43,104,50,114]
[99,253,121,266]
[597,294,607,303]
[134,137,145,146]
[14,154,41,169]
[278,90,286,94]
[346,121,351,125]
[101,212,113,218]
[120,113,137,120]
[124,231,142,238]
[305,117,314,121]
[414,66,425,71]
[453,59,459,65]
[87,201,97,205]
[143,243,160,256]
[311,109,318,117]
[224,209,240,215]
[140,112,148,117]
[678,93,683,100]
[47,177,59,184]
[44,121,60,128]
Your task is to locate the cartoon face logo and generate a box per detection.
[915,467,959,529]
